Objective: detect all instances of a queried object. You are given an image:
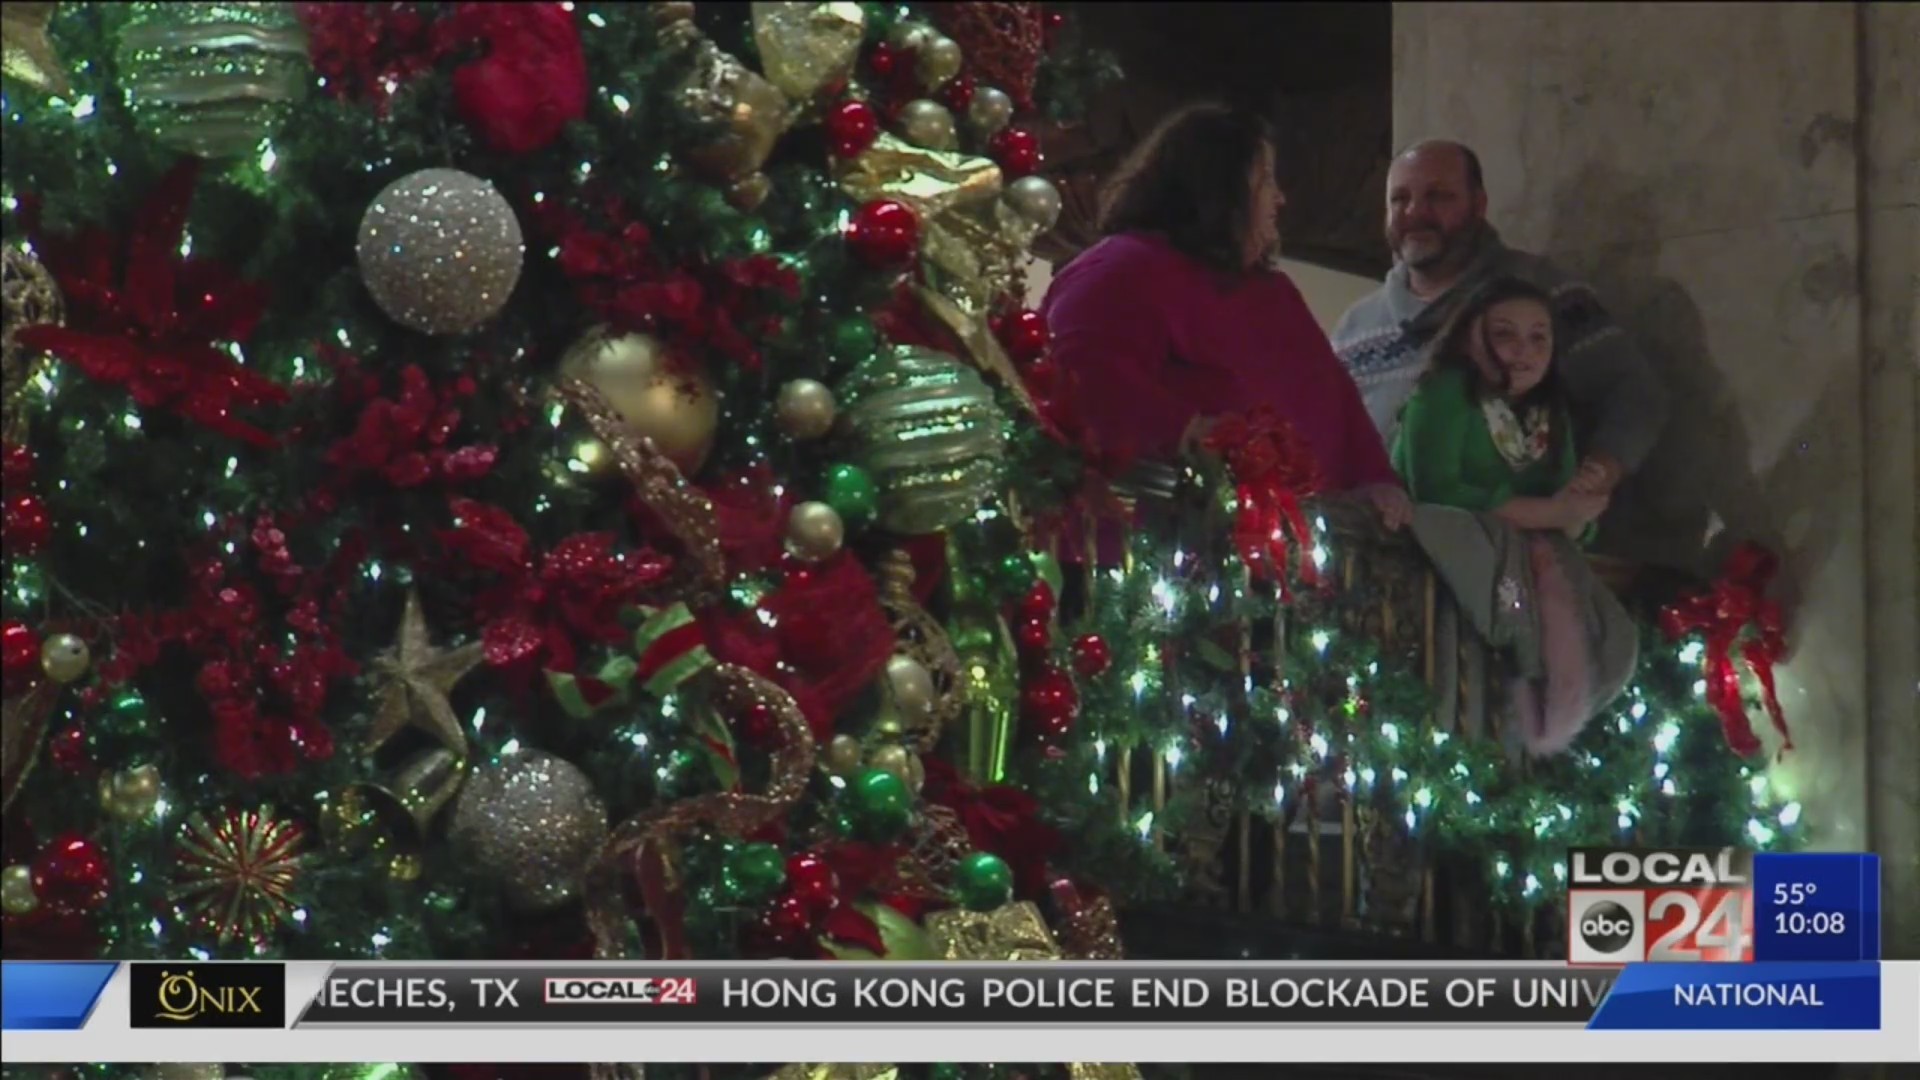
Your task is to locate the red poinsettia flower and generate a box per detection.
[15,160,286,447]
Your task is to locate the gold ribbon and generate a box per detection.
[923,899,1061,961]
[1,2,67,95]
[558,377,727,606]
[763,1068,897,1080]
[584,663,816,958]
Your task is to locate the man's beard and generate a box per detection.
[1392,220,1478,271]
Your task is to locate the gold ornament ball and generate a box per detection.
[966,86,1015,136]
[825,733,865,775]
[868,743,914,786]
[774,378,837,440]
[0,863,36,915]
[100,763,164,822]
[899,99,959,151]
[888,19,933,51]
[1006,175,1064,232]
[40,633,90,683]
[785,501,845,562]
[562,329,719,475]
[884,654,936,721]
[905,752,925,794]
[916,33,964,88]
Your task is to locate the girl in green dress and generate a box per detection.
[1392,276,1609,541]
[1393,276,1630,755]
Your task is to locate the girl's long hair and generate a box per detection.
[1097,102,1275,275]
[1422,275,1572,450]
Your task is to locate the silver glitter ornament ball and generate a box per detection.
[357,169,525,336]
[447,748,608,912]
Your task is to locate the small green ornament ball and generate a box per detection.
[831,317,880,369]
[846,767,913,840]
[994,552,1036,596]
[953,851,1014,911]
[721,842,788,905]
[822,463,879,528]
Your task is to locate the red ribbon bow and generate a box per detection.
[1659,542,1792,758]
[1202,407,1325,599]
[15,161,286,447]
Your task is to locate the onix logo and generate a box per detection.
[129,963,285,1029]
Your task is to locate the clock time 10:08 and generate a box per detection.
[1773,909,1846,935]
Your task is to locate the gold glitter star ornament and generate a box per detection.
[365,589,485,757]
[1,2,68,95]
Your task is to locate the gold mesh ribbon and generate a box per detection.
[584,663,816,958]
[558,376,726,606]
[923,899,1060,961]
[833,134,1042,419]
[763,1067,897,1080]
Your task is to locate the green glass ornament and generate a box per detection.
[845,767,913,840]
[836,347,1009,534]
[821,463,879,528]
[830,317,880,369]
[116,2,311,159]
[722,842,787,904]
[952,851,1014,911]
[6,561,47,615]
[994,552,1036,596]
[101,688,153,738]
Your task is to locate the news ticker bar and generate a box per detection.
[0,960,1888,1034]
[4,963,1914,1066]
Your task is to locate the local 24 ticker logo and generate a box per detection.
[1566,847,1755,965]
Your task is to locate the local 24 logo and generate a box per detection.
[1566,847,1754,965]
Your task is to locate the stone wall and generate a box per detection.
[1394,1,1917,953]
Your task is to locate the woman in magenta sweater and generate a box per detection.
[1043,103,1410,530]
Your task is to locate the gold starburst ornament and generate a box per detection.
[169,805,309,948]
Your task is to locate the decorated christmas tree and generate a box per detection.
[1,0,1804,1027]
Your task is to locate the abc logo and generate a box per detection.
[1579,900,1637,954]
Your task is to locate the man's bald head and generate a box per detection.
[1384,139,1490,277]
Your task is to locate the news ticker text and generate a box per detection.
[1564,849,1881,965]
[0,960,1885,1034]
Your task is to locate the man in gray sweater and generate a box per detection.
[1331,140,1668,497]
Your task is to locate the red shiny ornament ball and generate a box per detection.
[824,99,879,159]
[785,852,840,916]
[1021,666,1079,740]
[990,127,1042,178]
[49,726,91,772]
[756,892,817,955]
[1019,580,1056,620]
[4,494,51,555]
[941,72,977,112]
[1001,308,1049,363]
[1071,634,1112,677]
[31,832,111,914]
[1,442,32,485]
[867,42,899,79]
[2,620,40,679]
[1014,614,1051,655]
[845,199,920,268]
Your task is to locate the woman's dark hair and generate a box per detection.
[1097,102,1276,274]
[1424,275,1571,448]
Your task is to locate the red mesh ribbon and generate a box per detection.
[931,2,1046,110]
[1659,541,1792,758]
[1202,408,1325,600]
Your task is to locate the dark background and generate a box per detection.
[1039,2,1394,277]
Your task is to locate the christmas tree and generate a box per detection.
[1,0,1803,1022]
